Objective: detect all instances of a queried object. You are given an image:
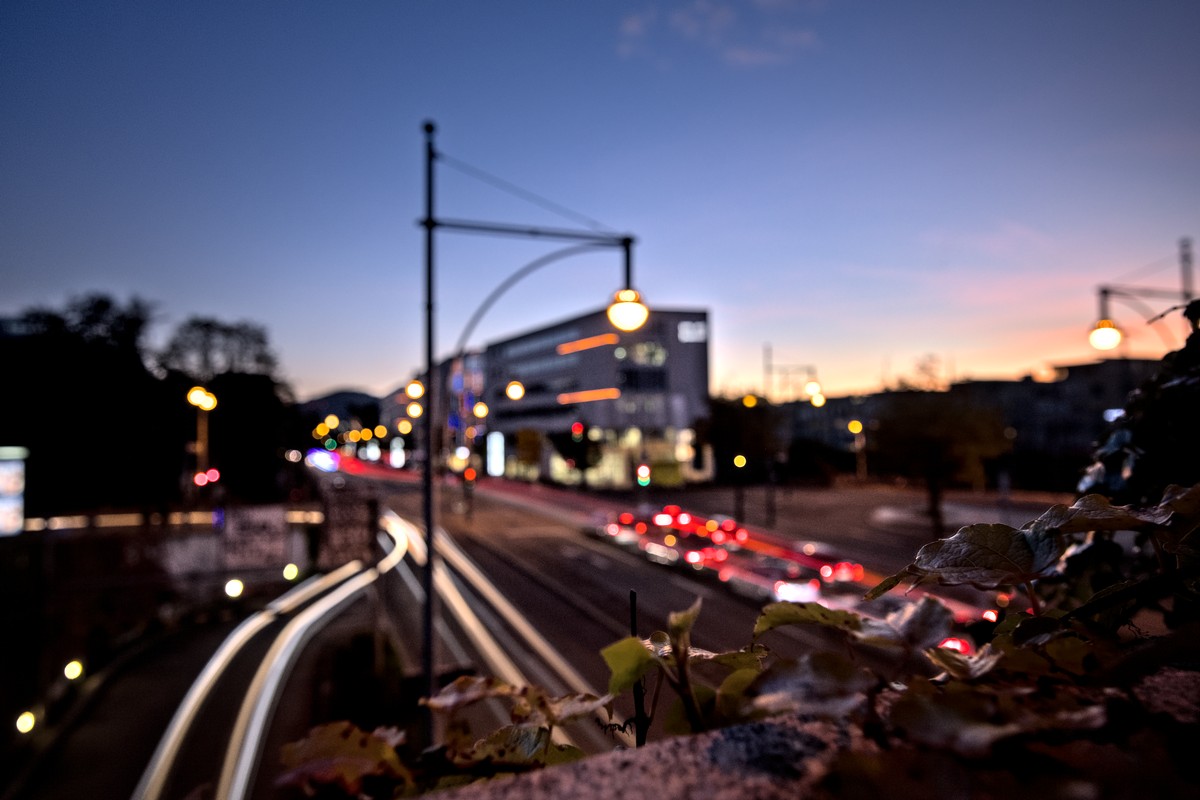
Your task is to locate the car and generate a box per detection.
[592,511,644,550]
[623,507,734,573]
[717,552,822,604]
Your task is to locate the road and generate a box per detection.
[373,474,1072,743]
[5,474,1072,799]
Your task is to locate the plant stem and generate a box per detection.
[673,641,706,733]
[630,590,649,746]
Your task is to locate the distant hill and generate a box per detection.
[297,390,380,427]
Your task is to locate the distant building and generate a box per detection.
[782,358,1161,491]
[386,306,713,488]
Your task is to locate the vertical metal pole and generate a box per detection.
[629,589,648,747]
[1181,237,1194,303]
[762,343,771,399]
[196,408,208,474]
[421,121,437,706]
[621,236,633,290]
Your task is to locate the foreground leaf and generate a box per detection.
[278,721,411,794]
[855,596,954,652]
[423,675,522,714]
[601,636,659,695]
[742,651,874,718]
[668,596,703,641]
[447,724,585,768]
[523,691,614,727]
[753,601,864,639]
[890,681,1107,757]
[1031,494,1170,534]
[927,643,1003,680]
[869,523,1066,593]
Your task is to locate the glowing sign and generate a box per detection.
[677,320,707,343]
[0,446,29,536]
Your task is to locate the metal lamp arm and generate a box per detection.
[452,242,610,359]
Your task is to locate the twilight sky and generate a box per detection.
[3,1,1198,402]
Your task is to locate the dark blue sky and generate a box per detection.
[4,1,1198,400]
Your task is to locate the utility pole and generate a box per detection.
[1181,237,1194,308]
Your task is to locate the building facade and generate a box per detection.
[481,306,712,487]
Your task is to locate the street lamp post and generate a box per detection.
[1089,238,1195,351]
[762,344,823,405]
[186,386,217,490]
[418,121,648,710]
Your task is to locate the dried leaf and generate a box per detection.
[855,596,954,652]
[742,651,874,718]
[448,724,582,768]
[529,691,614,727]
[423,675,522,714]
[891,682,1108,757]
[278,721,411,794]
[927,643,1003,680]
[1161,483,1200,517]
[884,523,1066,590]
[1032,495,1169,534]
[889,684,1024,757]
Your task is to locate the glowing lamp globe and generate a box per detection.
[1089,319,1122,351]
[607,289,649,332]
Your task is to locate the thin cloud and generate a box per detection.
[617,1,820,66]
[919,221,1057,259]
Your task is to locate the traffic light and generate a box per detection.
[636,463,651,487]
[463,467,477,483]
[571,421,584,442]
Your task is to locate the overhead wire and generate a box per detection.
[1109,253,1175,284]
[437,152,617,235]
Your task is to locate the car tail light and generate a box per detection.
[938,637,972,655]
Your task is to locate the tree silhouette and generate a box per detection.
[869,390,1011,536]
[158,317,278,380]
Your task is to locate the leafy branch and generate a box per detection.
[279,483,1200,797]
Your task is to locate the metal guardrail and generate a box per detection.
[135,497,628,800]
[131,560,364,800]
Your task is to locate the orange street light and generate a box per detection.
[1089,238,1194,351]
[607,288,649,332]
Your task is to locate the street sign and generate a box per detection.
[0,446,30,536]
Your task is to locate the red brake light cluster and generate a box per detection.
[938,636,972,655]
